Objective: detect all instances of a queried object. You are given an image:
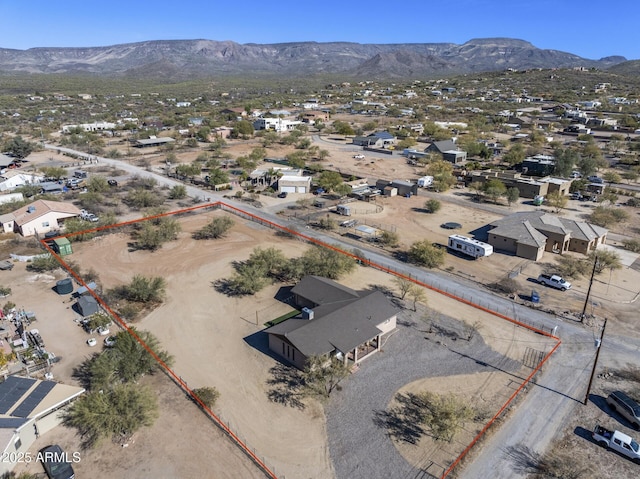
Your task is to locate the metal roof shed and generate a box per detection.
[77,296,99,317]
[52,237,72,256]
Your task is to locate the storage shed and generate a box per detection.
[77,296,99,317]
[52,237,72,256]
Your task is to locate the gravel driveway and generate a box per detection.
[326,308,522,479]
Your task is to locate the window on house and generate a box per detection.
[42,222,50,227]
[14,438,21,450]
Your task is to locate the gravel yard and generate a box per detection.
[326,305,525,479]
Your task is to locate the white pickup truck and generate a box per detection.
[80,209,99,223]
[592,424,640,463]
[537,274,571,291]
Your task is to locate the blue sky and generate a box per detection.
[1,0,638,60]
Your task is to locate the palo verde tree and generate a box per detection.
[408,240,446,268]
[301,355,351,401]
[193,216,235,240]
[426,160,456,192]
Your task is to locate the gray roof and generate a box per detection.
[135,137,175,146]
[77,295,99,316]
[0,154,14,168]
[491,211,569,236]
[490,220,547,248]
[428,140,457,153]
[369,131,395,140]
[268,277,399,356]
[291,275,359,306]
[559,218,607,241]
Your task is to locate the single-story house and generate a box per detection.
[487,211,607,260]
[134,137,175,148]
[352,131,397,148]
[425,139,467,163]
[265,276,399,369]
[3,200,82,237]
[277,170,311,194]
[0,376,84,477]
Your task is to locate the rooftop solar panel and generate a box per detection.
[0,377,36,414]
[12,381,56,418]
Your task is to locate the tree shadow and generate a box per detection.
[502,444,541,474]
[71,353,99,390]
[373,392,428,445]
[265,362,306,410]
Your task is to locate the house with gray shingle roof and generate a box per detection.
[425,139,467,164]
[487,211,607,261]
[265,276,399,369]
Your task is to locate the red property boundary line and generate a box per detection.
[42,201,561,479]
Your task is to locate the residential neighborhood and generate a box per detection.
[0,36,639,479]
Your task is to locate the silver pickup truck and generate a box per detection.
[537,274,571,291]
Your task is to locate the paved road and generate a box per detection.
[45,144,624,478]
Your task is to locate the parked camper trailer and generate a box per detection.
[447,234,493,259]
[417,176,434,188]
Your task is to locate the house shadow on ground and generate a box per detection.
[468,224,492,242]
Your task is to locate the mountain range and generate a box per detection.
[0,38,631,80]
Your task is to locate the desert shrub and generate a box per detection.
[192,387,220,408]
[423,199,442,213]
[623,239,640,253]
[25,255,59,272]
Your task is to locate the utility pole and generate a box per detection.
[584,317,607,405]
[581,255,598,323]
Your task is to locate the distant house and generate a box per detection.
[301,111,329,125]
[0,376,84,477]
[425,139,467,164]
[277,170,311,194]
[0,172,43,192]
[265,276,399,369]
[253,118,301,132]
[352,131,397,148]
[487,211,607,260]
[134,137,175,148]
[1,200,81,236]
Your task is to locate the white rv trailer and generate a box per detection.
[447,234,493,259]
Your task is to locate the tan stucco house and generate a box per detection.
[1,200,82,236]
[265,276,399,369]
[487,211,607,261]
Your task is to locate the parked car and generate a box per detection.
[39,444,75,479]
[107,179,118,187]
[80,209,99,222]
[588,175,604,184]
[607,391,640,429]
[277,192,288,198]
[104,336,116,347]
[537,274,571,291]
[86,338,97,347]
[353,154,365,159]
